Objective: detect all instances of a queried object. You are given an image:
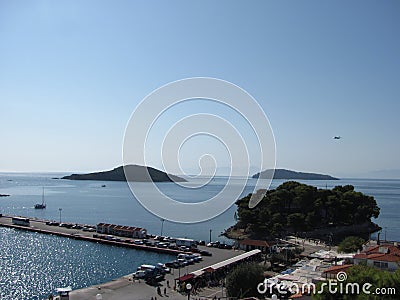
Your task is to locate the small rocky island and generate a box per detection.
[0,194,10,197]
[62,165,186,182]
[225,181,380,243]
[252,168,339,180]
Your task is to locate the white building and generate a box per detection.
[353,244,400,271]
[96,223,147,239]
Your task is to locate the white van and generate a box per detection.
[137,264,156,271]
[175,238,197,248]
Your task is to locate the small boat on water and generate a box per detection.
[34,187,46,209]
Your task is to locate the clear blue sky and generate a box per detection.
[1,0,399,178]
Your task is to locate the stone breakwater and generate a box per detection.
[0,215,183,255]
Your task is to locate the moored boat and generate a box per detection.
[34,187,46,209]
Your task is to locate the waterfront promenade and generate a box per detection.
[0,215,248,299]
[0,215,182,255]
[70,245,243,300]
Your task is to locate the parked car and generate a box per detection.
[143,240,153,246]
[199,250,212,256]
[133,270,147,279]
[192,254,202,262]
[177,259,188,267]
[157,263,171,273]
[179,246,191,252]
[165,260,180,269]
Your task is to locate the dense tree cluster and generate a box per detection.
[338,236,366,253]
[313,265,400,299]
[235,181,380,238]
[225,263,264,298]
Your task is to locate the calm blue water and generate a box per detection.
[0,173,399,299]
[0,227,174,300]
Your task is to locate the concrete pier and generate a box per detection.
[0,214,256,299]
[0,215,182,255]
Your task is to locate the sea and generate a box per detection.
[0,173,399,299]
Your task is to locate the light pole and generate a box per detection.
[209,229,212,243]
[59,208,62,223]
[186,283,192,300]
[160,219,165,236]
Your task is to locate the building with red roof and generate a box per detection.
[322,264,353,279]
[353,243,400,271]
[96,223,147,238]
[238,239,270,253]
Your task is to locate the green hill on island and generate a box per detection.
[61,165,186,182]
[226,181,380,242]
[252,168,338,180]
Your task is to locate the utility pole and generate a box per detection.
[59,208,62,223]
[160,219,165,236]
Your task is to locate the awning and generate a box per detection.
[190,249,261,277]
[203,267,215,273]
[176,274,194,282]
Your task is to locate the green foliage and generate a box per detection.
[338,236,365,253]
[236,181,380,238]
[313,265,400,299]
[225,263,264,298]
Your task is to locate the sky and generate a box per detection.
[0,0,399,178]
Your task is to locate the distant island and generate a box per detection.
[252,168,339,180]
[0,194,10,197]
[61,165,186,182]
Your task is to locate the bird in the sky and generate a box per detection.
[333,136,342,140]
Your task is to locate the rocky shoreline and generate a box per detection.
[0,194,10,197]
[223,221,381,244]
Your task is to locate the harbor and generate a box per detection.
[1,176,399,299]
[0,214,260,299]
[0,215,205,255]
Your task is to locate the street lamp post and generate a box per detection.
[186,283,192,300]
[160,219,165,236]
[59,208,62,223]
[221,278,225,297]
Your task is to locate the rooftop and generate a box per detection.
[323,264,353,274]
[354,244,400,262]
[238,239,270,247]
